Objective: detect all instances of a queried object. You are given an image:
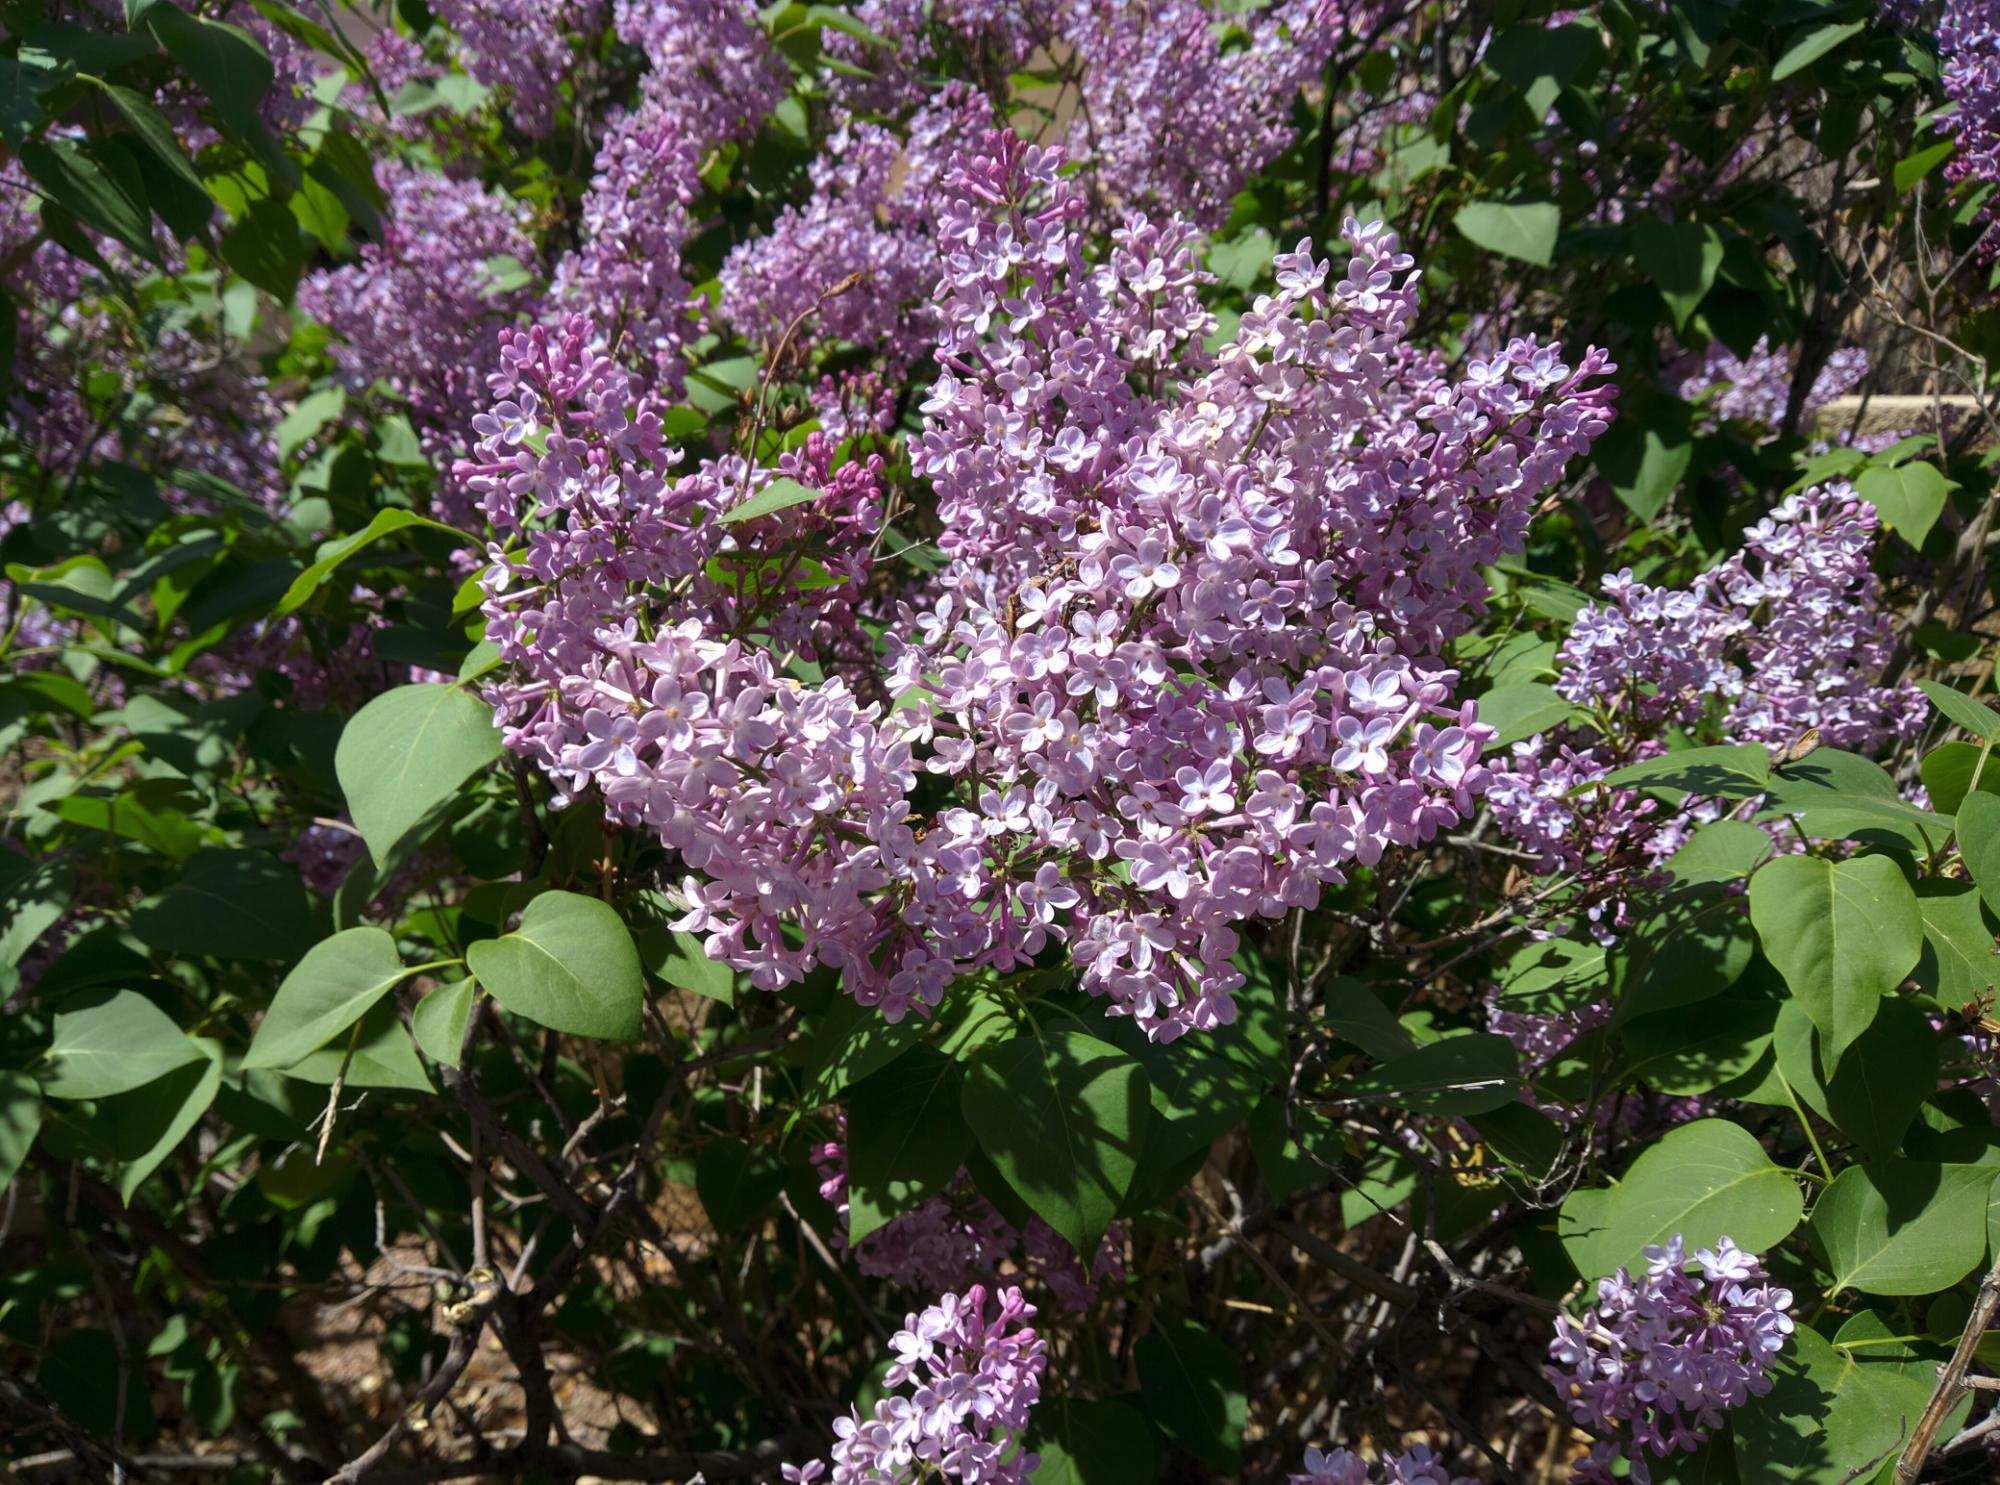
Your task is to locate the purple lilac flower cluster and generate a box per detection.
[1546,1235,1793,1485]
[1667,337,1868,433]
[297,161,541,511]
[477,126,1615,1040]
[551,101,705,388]
[1488,486,1924,884]
[781,1285,1046,1485]
[720,88,988,367]
[427,0,605,136]
[1292,1442,1481,1485]
[1940,0,2000,250]
[614,0,788,144]
[811,1127,1121,1312]
[834,0,1352,228]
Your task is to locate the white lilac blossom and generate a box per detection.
[475,126,1615,1041]
[1545,1236,1793,1485]
[781,1285,1046,1485]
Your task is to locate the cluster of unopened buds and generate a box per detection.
[1545,1235,1793,1484]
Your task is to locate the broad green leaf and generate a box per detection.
[1611,887,1754,1025]
[1896,140,1955,192]
[411,977,477,1068]
[1026,1396,1157,1485]
[1134,1320,1245,1473]
[1920,741,1999,816]
[273,386,346,462]
[1347,1033,1520,1115]
[1958,792,2000,918]
[131,847,317,962]
[800,993,927,1108]
[1317,977,1420,1059]
[273,1000,433,1091]
[695,1135,783,1233]
[1597,416,1693,522]
[335,683,502,868]
[145,7,274,136]
[0,854,75,972]
[1811,1162,1993,1295]
[104,1038,223,1203]
[18,138,158,263]
[1452,200,1561,267]
[275,506,469,617]
[218,195,303,299]
[465,890,644,1041]
[1477,681,1580,748]
[1749,854,1921,1071]
[1108,992,1276,1168]
[86,79,209,202]
[1559,1119,1803,1279]
[1603,745,1769,797]
[845,1045,972,1243]
[1916,883,1996,1004]
[41,988,204,1099]
[1856,461,1949,547]
[1918,680,2000,742]
[1619,996,1778,1097]
[961,1024,1150,1259]
[719,476,820,524]
[1771,19,1865,80]
[0,1070,42,1193]
[649,929,735,1005]
[243,927,408,1070]
[1733,1325,1946,1484]
[1631,219,1723,329]
[1664,819,1773,885]
[1499,937,1607,1005]
[1207,227,1276,291]
[1775,995,1936,1161]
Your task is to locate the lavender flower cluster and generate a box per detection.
[1940,0,2000,250]
[782,1285,1046,1485]
[811,1128,1121,1311]
[1546,1236,1794,1485]
[477,123,1616,1041]
[1488,485,1924,879]
[1292,1443,1481,1485]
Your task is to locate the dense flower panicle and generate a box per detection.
[782,1285,1046,1485]
[1668,336,1867,433]
[1546,1236,1793,1484]
[1940,0,2000,249]
[1488,486,1923,896]
[615,0,789,142]
[478,126,1613,1041]
[553,102,705,388]
[880,129,1615,1038]
[1549,486,1922,752]
[298,163,542,516]
[833,0,1356,227]
[810,1129,1121,1310]
[1292,1442,1482,1484]
[720,88,988,366]
[429,0,605,136]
